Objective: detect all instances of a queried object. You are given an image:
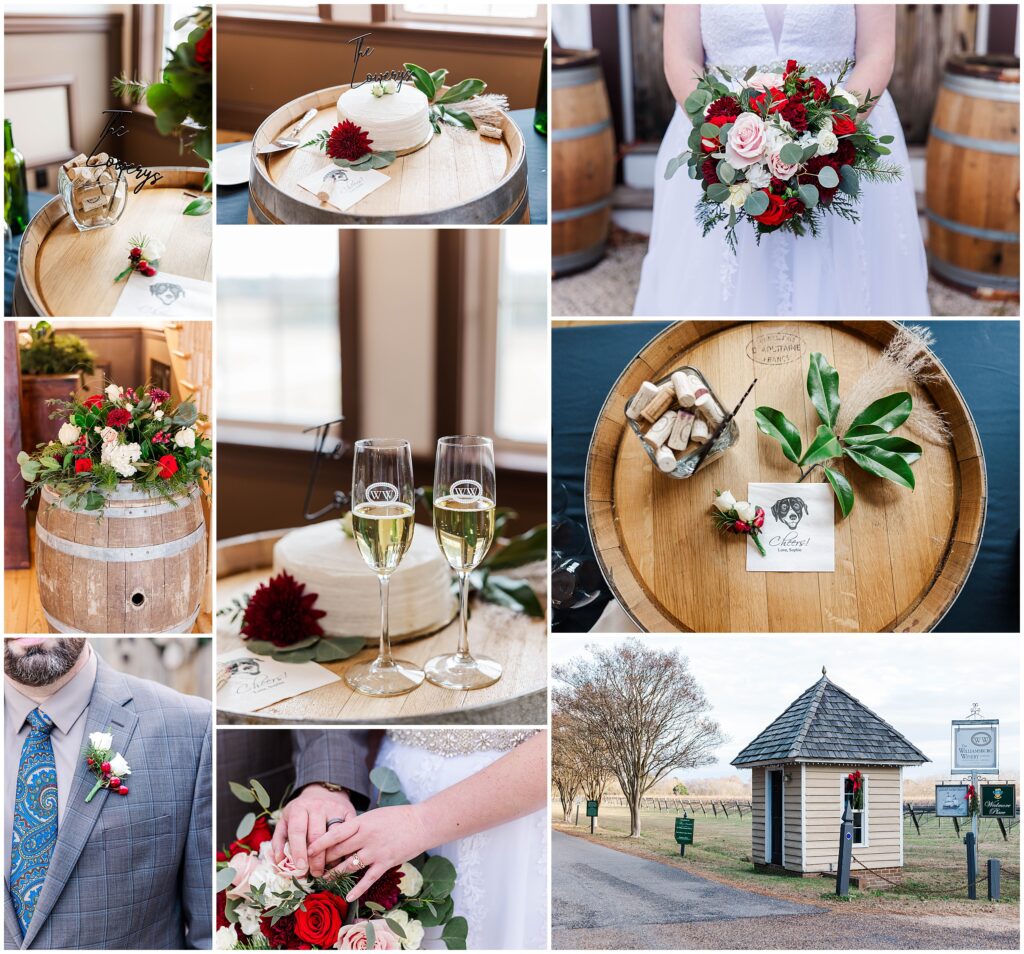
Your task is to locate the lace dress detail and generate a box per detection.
[376,732,547,950]
[634,3,930,317]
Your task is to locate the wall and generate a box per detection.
[803,764,903,873]
[751,767,765,863]
[216,13,546,131]
[783,767,801,871]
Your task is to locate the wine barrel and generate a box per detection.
[35,483,207,633]
[925,55,1020,299]
[552,50,616,276]
[586,320,985,633]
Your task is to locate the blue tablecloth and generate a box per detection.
[4,192,50,317]
[215,108,547,225]
[552,321,1020,634]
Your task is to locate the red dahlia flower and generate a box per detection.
[701,158,720,185]
[260,914,311,951]
[75,458,93,474]
[358,865,404,910]
[705,96,740,121]
[327,120,373,161]
[106,408,132,427]
[157,454,179,479]
[240,570,326,646]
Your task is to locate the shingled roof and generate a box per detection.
[732,671,929,767]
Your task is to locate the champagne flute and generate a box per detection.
[425,435,502,690]
[345,438,424,696]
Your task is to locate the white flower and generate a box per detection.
[108,752,131,777]
[235,904,263,937]
[173,427,196,449]
[58,422,81,445]
[714,491,737,513]
[18,332,32,347]
[99,426,118,444]
[385,909,424,950]
[105,384,123,404]
[834,86,860,109]
[101,441,142,477]
[734,500,757,522]
[726,181,753,210]
[397,862,423,897]
[154,410,164,421]
[371,82,384,97]
[143,239,165,262]
[745,162,772,189]
[125,403,134,413]
[214,926,238,950]
[816,127,838,156]
[383,79,397,94]
[89,731,113,752]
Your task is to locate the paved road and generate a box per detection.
[552,832,1020,950]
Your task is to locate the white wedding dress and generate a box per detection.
[634,3,930,316]
[376,730,547,950]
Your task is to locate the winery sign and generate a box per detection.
[951,719,999,775]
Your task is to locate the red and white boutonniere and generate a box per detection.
[711,489,766,556]
[114,233,163,283]
[83,730,132,801]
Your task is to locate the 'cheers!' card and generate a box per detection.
[216,647,341,713]
[746,482,835,572]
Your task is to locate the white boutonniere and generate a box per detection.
[83,728,132,801]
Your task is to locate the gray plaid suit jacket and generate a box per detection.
[4,659,212,950]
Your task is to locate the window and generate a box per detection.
[843,773,868,847]
[162,2,203,51]
[388,3,546,29]
[217,230,341,445]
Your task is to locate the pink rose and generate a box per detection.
[746,71,784,91]
[226,851,263,900]
[335,920,401,950]
[767,149,799,180]
[724,113,767,169]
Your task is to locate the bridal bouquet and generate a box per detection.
[17,382,212,511]
[216,775,468,950]
[665,59,901,248]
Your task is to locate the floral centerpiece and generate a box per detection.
[216,772,468,950]
[17,382,211,512]
[665,59,901,249]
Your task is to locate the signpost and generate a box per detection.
[980,784,1015,818]
[836,797,853,897]
[935,784,970,817]
[952,710,999,891]
[674,814,695,857]
[586,799,598,834]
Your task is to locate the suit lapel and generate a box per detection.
[4,882,20,949]
[21,662,138,949]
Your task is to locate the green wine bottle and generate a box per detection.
[5,119,30,235]
[533,41,548,137]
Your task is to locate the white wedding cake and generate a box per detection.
[336,83,432,153]
[272,520,457,639]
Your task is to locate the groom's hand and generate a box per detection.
[272,784,357,877]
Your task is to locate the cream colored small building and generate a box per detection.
[732,670,929,886]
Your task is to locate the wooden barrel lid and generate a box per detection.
[215,530,547,725]
[248,85,528,225]
[946,54,1020,83]
[16,167,211,317]
[553,50,600,70]
[585,321,986,633]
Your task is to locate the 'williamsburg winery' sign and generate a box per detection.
[347,33,413,89]
[951,719,999,775]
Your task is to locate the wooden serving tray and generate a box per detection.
[15,167,212,318]
[248,85,528,224]
[216,530,547,724]
[586,321,986,633]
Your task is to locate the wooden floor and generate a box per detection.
[5,530,213,635]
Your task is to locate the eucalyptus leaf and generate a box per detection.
[744,65,758,81]
[700,122,721,139]
[838,164,859,197]
[241,639,277,656]
[799,424,842,468]
[250,778,271,810]
[823,466,855,518]
[806,352,841,427]
[754,406,803,463]
[844,444,915,490]
[706,183,731,204]
[817,165,839,188]
[743,190,770,216]
[369,765,403,794]
[271,646,317,663]
[848,391,912,433]
[879,134,894,144]
[716,159,736,184]
[236,812,256,840]
[665,157,681,181]
[797,183,819,208]
[271,636,319,652]
[441,917,469,950]
[216,865,237,892]
[229,781,256,803]
[801,143,819,162]
[364,921,376,950]
[384,919,407,940]
[779,142,803,165]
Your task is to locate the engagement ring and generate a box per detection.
[348,856,363,870]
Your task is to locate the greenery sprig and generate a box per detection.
[755,352,920,518]
[404,63,486,133]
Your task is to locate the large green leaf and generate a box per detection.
[437,78,486,104]
[799,424,842,467]
[480,574,543,618]
[847,392,912,433]
[843,444,915,490]
[806,352,840,427]
[403,63,436,100]
[314,637,365,662]
[441,917,469,950]
[482,524,546,570]
[842,424,888,442]
[844,433,922,463]
[823,466,855,518]
[754,406,803,464]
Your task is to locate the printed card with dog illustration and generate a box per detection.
[216,647,341,713]
[746,482,835,572]
[111,270,213,318]
[296,165,389,211]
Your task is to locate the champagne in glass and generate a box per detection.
[345,438,424,697]
[425,436,502,690]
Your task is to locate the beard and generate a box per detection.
[4,638,87,687]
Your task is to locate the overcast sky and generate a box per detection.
[549,635,1020,782]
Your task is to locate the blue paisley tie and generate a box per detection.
[10,708,58,936]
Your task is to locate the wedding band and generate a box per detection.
[326,817,345,828]
[349,856,363,870]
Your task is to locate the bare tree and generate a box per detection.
[551,711,582,822]
[553,639,726,837]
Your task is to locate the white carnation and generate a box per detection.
[101,441,142,477]
[174,427,196,449]
[108,752,131,777]
[154,410,164,421]
[89,731,113,752]
[105,384,123,404]
[745,163,772,188]
[235,904,263,937]
[213,926,238,950]
[58,423,81,446]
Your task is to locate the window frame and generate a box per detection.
[841,772,869,849]
[383,2,547,32]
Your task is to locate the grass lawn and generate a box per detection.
[553,802,1019,915]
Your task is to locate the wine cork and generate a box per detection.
[626,381,659,421]
[640,384,674,424]
[64,153,88,171]
[655,445,678,473]
[479,124,503,140]
[689,373,711,407]
[700,397,724,426]
[667,409,695,451]
[673,371,696,407]
[643,410,676,449]
[691,417,710,445]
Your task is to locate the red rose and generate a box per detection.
[701,114,731,152]
[75,458,93,474]
[216,816,274,861]
[753,508,765,528]
[195,29,212,71]
[157,454,179,479]
[809,77,828,102]
[734,520,750,532]
[752,191,793,227]
[83,395,104,409]
[106,408,132,427]
[832,112,858,137]
[292,892,348,948]
[784,59,798,78]
[750,88,787,114]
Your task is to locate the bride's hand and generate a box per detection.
[307,804,430,903]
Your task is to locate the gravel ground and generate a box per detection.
[553,227,1019,318]
[552,831,1020,950]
